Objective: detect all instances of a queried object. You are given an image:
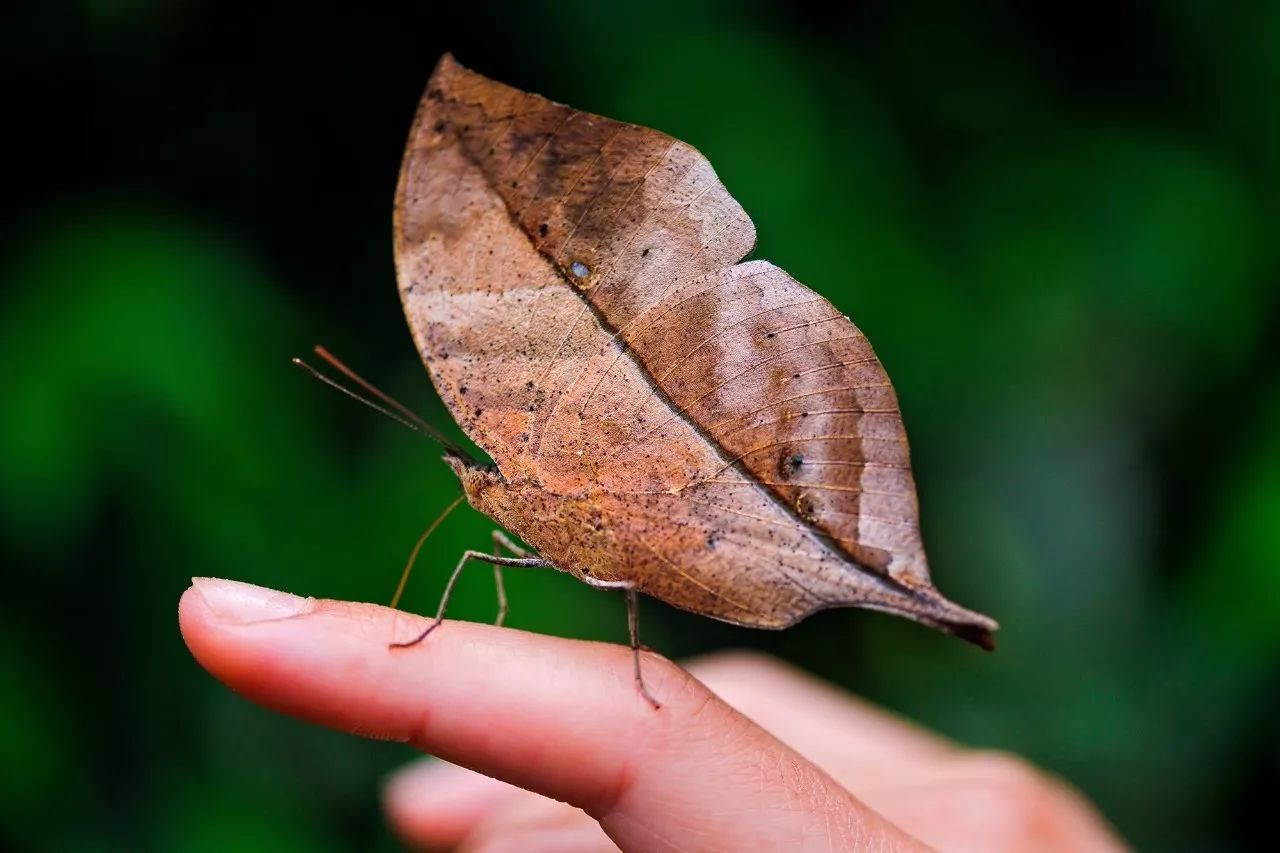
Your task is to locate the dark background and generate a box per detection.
[3,1,1277,850]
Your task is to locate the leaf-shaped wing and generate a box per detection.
[395,55,996,645]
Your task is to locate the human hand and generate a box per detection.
[180,577,1125,851]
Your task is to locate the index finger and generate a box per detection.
[179,578,925,852]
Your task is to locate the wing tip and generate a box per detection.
[863,582,1000,651]
[946,619,999,651]
[923,594,1000,651]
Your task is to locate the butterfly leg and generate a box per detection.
[580,576,662,710]
[390,549,548,650]
[489,529,530,627]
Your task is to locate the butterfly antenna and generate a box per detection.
[313,346,433,432]
[390,494,465,610]
[292,346,476,464]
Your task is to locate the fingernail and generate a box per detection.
[191,577,314,624]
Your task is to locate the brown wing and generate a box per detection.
[601,261,931,588]
[395,55,754,476]
[395,55,995,643]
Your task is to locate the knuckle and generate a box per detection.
[685,648,776,675]
[967,750,1042,787]
[958,751,1065,844]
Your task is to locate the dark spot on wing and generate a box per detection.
[779,452,804,478]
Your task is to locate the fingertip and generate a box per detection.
[179,578,318,696]
[178,581,219,669]
[178,580,206,631]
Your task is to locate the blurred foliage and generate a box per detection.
[2,0,1277,850]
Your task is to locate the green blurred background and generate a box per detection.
[3,1,1277,849]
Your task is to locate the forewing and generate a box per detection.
[396,55,754,475]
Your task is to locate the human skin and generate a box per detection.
[179,577,1126,852]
